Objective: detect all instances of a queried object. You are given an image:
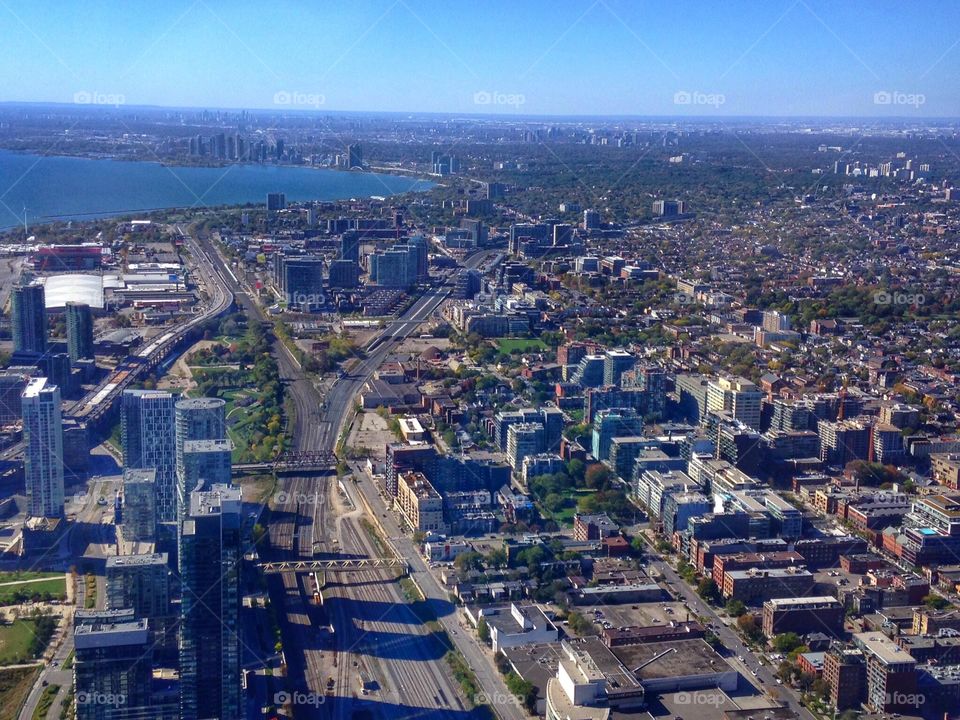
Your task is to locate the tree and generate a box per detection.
[924,594,951,611]
[724,599,747,617]
[486,548,508,568]
[566,611,593,636]
[737,613,763,643]
[454,551,484,573]
[584,463,611,489]
[477,618,490,644]
[772,632,803,653]
[697,578,719,602]
[504,672,537,713]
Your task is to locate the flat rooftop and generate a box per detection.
[612,639,726,681]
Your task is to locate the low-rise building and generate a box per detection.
[396,471,446,534]
[761,596,844,638]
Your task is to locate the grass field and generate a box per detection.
[494,337,548,356]
[0,665,42,720]
[540,488,596,526]
[0,577,65,606]
[0,621,42,665]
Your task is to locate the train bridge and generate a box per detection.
[233,450,339,477]
[259,558,408,574]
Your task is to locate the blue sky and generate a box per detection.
[1,0,958,116]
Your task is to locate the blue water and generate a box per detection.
[0,150,434,230]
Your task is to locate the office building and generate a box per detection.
[583,208,601,230]
[0,370,29,426]
[266,192,286,212]
[507,422,545,472]
[762,596,844,638]
[652,199,686,217]
[179,484,242,720]
[178,439,233,517]
[817,419,870,466]
[347,143,363,168]
[122,468,157,542]
[340,230,361,262]
[22,378,64,518]
[74,613,153,720]
[11,284,47,354]
[277,255,325,310]
[368,244,418,288]
[175,397,226,469]
[105,553,171,622]
[328,259,360,288]
[706,376,763,430]
[823,647,867,711]
[122,390,176,523]
[854,632,918,713]
[603,350,635,387]
[592,408,643,462]
[396,471,446,533]
[66,301,95,361]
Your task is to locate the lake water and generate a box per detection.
[0,150,434,230]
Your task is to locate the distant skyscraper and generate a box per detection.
[347,143,363,168]
[74,610,154,720]
[122,390,176,523]
[66,302,95,361]
[583,209,601,230]
[11,284,47,355]
[179,484,242,720]
[266,192,286,212]
[22,378,64,518]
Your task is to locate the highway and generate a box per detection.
[197,233,498,718]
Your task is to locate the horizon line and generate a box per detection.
[1,100,959,124]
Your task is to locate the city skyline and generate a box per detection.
[1,0,958,117]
